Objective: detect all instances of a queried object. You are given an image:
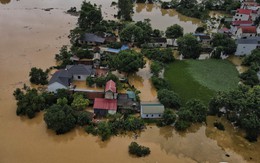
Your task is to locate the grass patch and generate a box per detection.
[164,59,239,104]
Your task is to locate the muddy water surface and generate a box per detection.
[0,1,258,163]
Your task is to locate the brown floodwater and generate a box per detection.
[0,1,259,163]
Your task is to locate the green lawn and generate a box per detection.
[164,59,239,104]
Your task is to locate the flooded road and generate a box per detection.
[0,0,259,163]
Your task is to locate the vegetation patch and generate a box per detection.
[128,142,150,157]
[164,59,239,104]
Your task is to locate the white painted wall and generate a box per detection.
[47,82,67,93]
[73,74,89,81]
[105,91,114,99]
[235,43,257,56]
[236,28,257,39]
[232,13,250,21]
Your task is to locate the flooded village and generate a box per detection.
[0,0,260,163]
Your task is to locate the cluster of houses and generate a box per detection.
[221,0,260,56]
[48,32,165,118]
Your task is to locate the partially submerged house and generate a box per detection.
[66,64,95,81]
[78,33,105,46]
[230,20,253,35]
[47,69,73,93]
[140,103,165,119]
[93,80,118,116]
[105,45,129,54]
[235,37,260,55]
[232,9,253,21]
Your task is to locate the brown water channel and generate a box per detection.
[0,1,259,163]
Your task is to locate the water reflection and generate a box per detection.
[0,0,11,4]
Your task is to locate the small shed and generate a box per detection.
[140,103,165,119]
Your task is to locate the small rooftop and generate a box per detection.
[239,26,257,33]
[105,80,116,93]
[93,98,117,110]
[66,64,94,76]
[80,33,105,43]
[236,9,252,15]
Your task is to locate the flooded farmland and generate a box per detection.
[0,0,259,163]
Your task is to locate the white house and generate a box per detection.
[78,33,105,46]
[141,103,165,119]
[235,26,257,39]
[146,37,167,48]
[47,70,73,93]
[235,37,260,56]
[232,9,252,21]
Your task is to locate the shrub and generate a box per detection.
[213,122,225,131]
[128,142,150,157]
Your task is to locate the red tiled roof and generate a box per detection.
[239,26,257,33]
[232,20,253,26]
[93,98,117,110]
[237,9,252,15]
[105,80,116,93]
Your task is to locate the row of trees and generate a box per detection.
[209,85,260,142]
[85,114,145,141]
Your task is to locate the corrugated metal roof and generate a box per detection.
[105,80,116,93]
[141,103,165,114]
[66,64,94,75]
[49,70,72,86]
[236,37,260,44]
[93,98,117,110]
[80,33,105,43]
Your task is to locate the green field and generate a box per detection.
[164,59,239,104]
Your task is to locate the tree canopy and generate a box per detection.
[177,34,202,59]
[44,104,77,134]
[209,85,260,142]
[157,89,181,109]
[211,33,237,55]
[109,50,146,74]
[119,24,144,44]
[118,0,133,21]
[29,67,48,85]
[165,24,184,39]
[142,48,174,63]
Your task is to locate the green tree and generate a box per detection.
[239,68,259,86]
[55,46,73,68]
[119,24,144,44]
[157,89,181,109]
[78,1,103,30]
[76,111,92,126]
[44,104,77,134]
[242,49,260,67]
[109,50,145,74]
[151,76,170,90]
[211,33,237,55]
[183,99,208,123]
[135,19,153,42]
[175,120,191,131]
[97,122,112,141]
[128,142,150,157]
[161,109,177,126]
[86,76,95,86]
[165,24,184,39]
[71,93,89,111]
[142,48,174,63]
[150,61,163,77]
[177,34,202,59]
[118,0,133,21]
[29,67,48,85]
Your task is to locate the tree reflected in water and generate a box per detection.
[0,0,11,4]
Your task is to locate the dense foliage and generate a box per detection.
[209,85,260,142]
[165,24,184,39]
[157,89,181,109]
[71,93,90,111]
[175,99,207,131]
[14,88,46,118]
[109,50,146,74]
[119,24,144,44]
[128,142,150,157]
[55,46,73,68]
[29,67,48,85]
[118,0,133,21]
[151,76,170,90]
[211,33,237,55]
[150,61,163,77]
[142,48,174,63]
[158,109,177,126]
[177,34,202,59]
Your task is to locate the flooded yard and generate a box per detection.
[0,0,259,163]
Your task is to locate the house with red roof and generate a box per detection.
[93,98,117,116]
[93,80,118,116]
[231,20,253,35]
[235,26,257,39]
[105,80,117,99]
[232,9,253,21]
